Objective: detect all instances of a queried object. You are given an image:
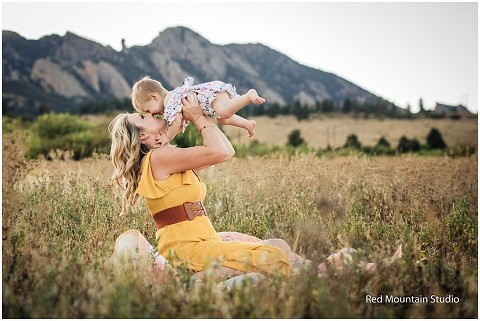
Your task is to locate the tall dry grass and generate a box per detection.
[2,133,477,318]
[222,114,478,148]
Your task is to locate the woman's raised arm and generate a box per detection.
[150,95,234,178]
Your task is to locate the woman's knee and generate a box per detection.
[260,238,292,258]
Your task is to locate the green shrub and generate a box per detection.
[32,113,91,138]
[25,113,110,160]
[2,116,27,134]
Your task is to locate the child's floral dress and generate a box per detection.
[163,77,239,125]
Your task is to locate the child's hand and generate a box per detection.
[153,133,167,148]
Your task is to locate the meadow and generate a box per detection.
[223,114,478,149]
[2,117,478,318]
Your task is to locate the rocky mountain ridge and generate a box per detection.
[3,26,380,118]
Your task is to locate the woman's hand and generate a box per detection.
[149,92,233,178]
[181,93,203,122]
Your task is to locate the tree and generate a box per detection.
[410,138,421,152]
[287,129,305,147]
[343,98,352,113]
[265,103,281,118]
[376,136,391,148]
[426,128,446,149]
[419,98,425,113]
[397,136,411,153]
[292,100,310,121]
[320,99,335,113]
[406,104,412,114]
[374,136,394,155]
[397,136,421,153]
[344,134,361,149]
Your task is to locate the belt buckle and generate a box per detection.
[183,201,205,220]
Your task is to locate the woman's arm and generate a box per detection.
[150,95,233,178]
[189,118,235,171]
[214,122,235,159]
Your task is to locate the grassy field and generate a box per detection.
[2,123,477,318]
[222,114,478,149]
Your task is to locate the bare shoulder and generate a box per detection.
[149,145,178,180]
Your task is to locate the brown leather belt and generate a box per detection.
[153,201,206,229]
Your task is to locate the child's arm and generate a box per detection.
[163,113,183,145]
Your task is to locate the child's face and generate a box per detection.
[141,93,163,116]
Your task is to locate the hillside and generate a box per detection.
[3,26,381,119]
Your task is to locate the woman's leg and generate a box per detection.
[219,232,312,273]
[194,266,243,284]
[259,239,292,261]
[113,229,166,274]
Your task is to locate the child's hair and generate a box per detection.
[130,76,168,112]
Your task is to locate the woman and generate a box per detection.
[109,94,293,280]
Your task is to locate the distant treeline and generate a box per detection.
[236,98,467,120]
[78,97,463,120]
[3,113,474,161]
[3,96,467,121]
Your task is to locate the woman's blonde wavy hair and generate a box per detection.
[108,113,150,215]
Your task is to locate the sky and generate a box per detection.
[2,1,478,113]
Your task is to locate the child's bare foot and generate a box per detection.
[247,89,266,105]
[246,120,256,137]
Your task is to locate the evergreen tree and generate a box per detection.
[287,129,305,147]
[376,136,391,148]
[344,134,361,149]
[397,136,420,153]
[426,128,447,149]
[410,138,421,151]
[265,103,281,118]
[321,99,335,112]
[343,98,352,113]
[419,98,425,113]
[397,136,411,153]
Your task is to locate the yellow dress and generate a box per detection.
[136,150,291,277]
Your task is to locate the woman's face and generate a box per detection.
[127,113,168,149]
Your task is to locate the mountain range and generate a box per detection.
[3,26,381,119]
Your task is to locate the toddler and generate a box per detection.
[131,76,265,144]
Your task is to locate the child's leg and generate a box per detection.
[217,114,256,137]
[212,90,265,120]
